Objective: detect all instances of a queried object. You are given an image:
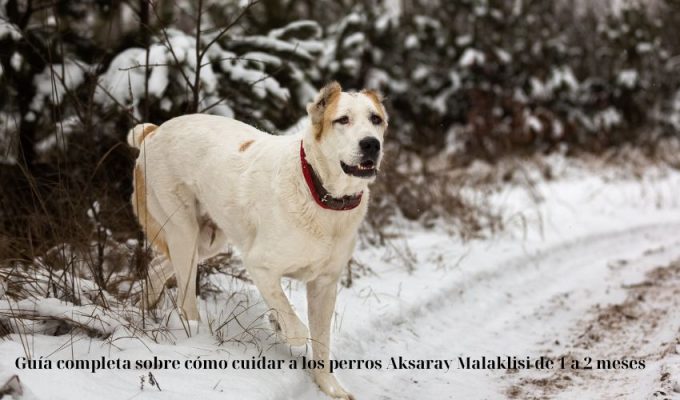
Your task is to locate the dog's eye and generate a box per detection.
[333,116,350,125]
[370,114,383,125]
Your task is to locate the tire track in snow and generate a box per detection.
[339,221,680,400]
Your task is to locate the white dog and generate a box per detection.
[127,82,387,399]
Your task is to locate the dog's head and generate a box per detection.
[306,82,388,186]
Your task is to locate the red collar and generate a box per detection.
[300,141,363,211]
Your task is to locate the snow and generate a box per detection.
[31,62,88,112]
[0,111,19,164]
[147,45,170,97]
[411,65,429,81]
[160,98,173,112]
[242,52,283,68]
[340,59,359,73]
[670,90,680,130]
[593,107,622,130]
[413,15,440,31]
[289,66,317,104]
[636,42,653,53]
[2,161,680,399]
[268,20,320,40]
[342,12,363,26]
[513,87,529,103]
[670,363,680,393]
[456,35,472,47]
[201,96,235,118]
[526,114,544,132]
[474,4,489,16]
[280,116,309,136]
[221,59,289,101]
[512,0,524,16]
[94,47,158,113]
[1,298,129,336]
[383,0,402,22]
[295,38,325,55]
[552,119,565,139]
[404,34,419,49]
[618,69,638,88]
[95,24,310,118]
[342,32,365,49]
[95,28,240,117]
[375,15,391,34]
[10,52,22,71]
[495,48,512,64]
[530,67,579,101]
[95,29,226,117]
[530,77,549,99]
[431,71,461,113]
[34,116,80,155]
[87,201,101,220]
[459,48,485,67]
[0,19,21,41]
[548,66,579,92]
[364,69,390,91]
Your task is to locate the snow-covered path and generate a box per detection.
[2,170,680,399]
[338,222,680,400]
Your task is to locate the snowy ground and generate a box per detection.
[2,161,680,399]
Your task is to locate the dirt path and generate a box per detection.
[507,258,680,399]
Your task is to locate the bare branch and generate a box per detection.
[192,0,204,112]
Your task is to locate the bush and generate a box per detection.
[0,0,679,257]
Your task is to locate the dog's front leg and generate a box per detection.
[249,268,309,346]
[307,276,353,400]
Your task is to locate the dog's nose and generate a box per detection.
[359,137,381,159]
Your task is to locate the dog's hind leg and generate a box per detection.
[153,186,202,322]
[132,165,176,309]
[165,221,201,321]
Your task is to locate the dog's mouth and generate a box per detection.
[341,160,377,178]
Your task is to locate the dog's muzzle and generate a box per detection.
[340,137,380,178]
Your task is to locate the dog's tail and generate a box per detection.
[127,123,159,149]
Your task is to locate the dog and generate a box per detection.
[127,82,387,399]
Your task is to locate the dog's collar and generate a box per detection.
[300,141,363,211]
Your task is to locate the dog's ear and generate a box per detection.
[307,81,342,138]
[361,89,388,126]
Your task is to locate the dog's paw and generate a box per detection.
[268,313,309,346]
[313,371,354,400]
